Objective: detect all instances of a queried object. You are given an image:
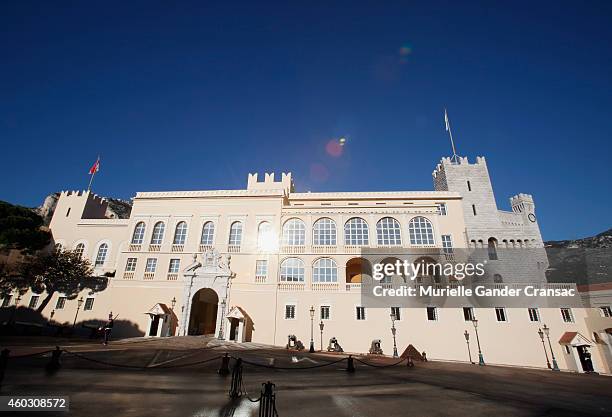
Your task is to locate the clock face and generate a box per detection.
[528,213,537,223]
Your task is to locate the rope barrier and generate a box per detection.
[354,357,407,368]
[8,349,55,359]
[236,356,347,370]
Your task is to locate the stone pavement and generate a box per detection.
[1,336,611,417]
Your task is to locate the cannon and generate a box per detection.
[327,337,344,353]
[369,339,383,355]
[286,334,305,351]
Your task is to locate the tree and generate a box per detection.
[18,249,109,313]
[0,201,51,253]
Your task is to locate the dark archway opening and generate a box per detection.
[188,288,218,335]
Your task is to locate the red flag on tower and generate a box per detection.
[88,157,100,175]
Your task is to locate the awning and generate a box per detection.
[558,331,592,347]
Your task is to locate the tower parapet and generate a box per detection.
[49,190,109,231]
[247,172,294,194]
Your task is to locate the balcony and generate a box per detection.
[345,283,361,292]
[171,244,184,252]
[278,282,305,291]
[167,273,178,281]
[227,245,241,253]
[281,245,305,254]
[144,272,155,280]
[199,244,213,252]
[148,244,161,252]
[312,245,337,254]
[311,282,339,292]
[123,272,134,280]
[128,244,141,252]
[255,275,267,283]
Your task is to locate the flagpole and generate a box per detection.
[87,170,96,192]
[445,108,459,163]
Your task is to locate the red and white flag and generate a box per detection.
[88,157,100,175]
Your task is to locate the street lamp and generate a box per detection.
[10,294,22,323]
[464,330,474,364]
[72,296,84,328]
[537,328,552,369]
[309,306,315,353]
[542,324,560,371]
[472,318,485,366]
[319,320,324,351]
[390,312,398,358]
[171,296,177,311]
[218,298,227,340]
[50,309,55,322]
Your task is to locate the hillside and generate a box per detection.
[545,228,612,249]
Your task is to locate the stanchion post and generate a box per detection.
[259,381,276,417]
[218,352,230,376]
[229,358,243,399]
[346,355,355,373]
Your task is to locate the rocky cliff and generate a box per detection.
[35,193,132,224]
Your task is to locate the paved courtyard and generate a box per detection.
[1,336,611,417]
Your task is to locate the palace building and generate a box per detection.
[9,155,612,373]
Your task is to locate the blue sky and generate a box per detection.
[1,1,610,240]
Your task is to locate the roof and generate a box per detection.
[145,303,172,315]
[558,331,592,346]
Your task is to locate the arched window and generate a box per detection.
[313,218,337,246]
[200,222,215,245]
[228,222,243,245]
[95,243,108,266]
[151,222,165,245]
[74,243,85,259]
[280,258,305,282]
[313,258,338,282]
[488,237,498,260]
[493,274,503,283]
[257,221,274,250]
[131,222,146,244]
[344,218,369,246]
[408,216,435,245]
[376,217,402,246]
[282,218,305,246]
[173,221,188,245]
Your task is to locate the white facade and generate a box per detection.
[8,156,611,374]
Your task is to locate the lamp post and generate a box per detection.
[542,324,559,371]
[169,297,177,337]
[319,320,324,351]
[390,312,398,358]
[309,306,315,353]
[537,328,551,369]
[72,296,84,328]
[218,298,227,340]
[50,309,55,322]
[464,330,473,364]
[472,319,485,365]
[171,296,177,311]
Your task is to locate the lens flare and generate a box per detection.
[325,139,343,157]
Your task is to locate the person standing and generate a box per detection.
[103,312,114,345]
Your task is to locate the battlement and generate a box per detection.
[432,155,487,179]
[510,193,535,214]
[247,172,294,194]
[59,190,107,206]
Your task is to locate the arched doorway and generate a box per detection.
[188,288,218,335]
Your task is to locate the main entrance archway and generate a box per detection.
[188,288,218,335]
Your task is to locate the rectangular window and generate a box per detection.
[255,260,268,277]
[560,308,574,323]
[320,305,330,320]
[528,308,540,322]
[437,203,447,216]
[600,306,612,318]
[125,258,137,272]
[145,258,157,273]
[29,295,40,309]
[84,297,95,311]
[463,307,475,321]
[391,306,401,321]
[2,296,12,307]
[472,204,477,216]
[356,306,366,320]
[168,259,180,273]
[427,306,438,321]
[285,304,296,320]
[495,307,507,322]
[56,296,66,310]
[441,235,453,254]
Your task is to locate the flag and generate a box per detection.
[88,157,100,175]
[444,109,450,132]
